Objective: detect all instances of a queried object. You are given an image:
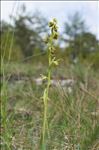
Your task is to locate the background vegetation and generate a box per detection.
[1,4,99,150]
[1,5,99,67]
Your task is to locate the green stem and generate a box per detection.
[41,18,58,149]
[42,44,52,150]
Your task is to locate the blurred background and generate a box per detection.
[1,2,99,149]
[1,1,99,68]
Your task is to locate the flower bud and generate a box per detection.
[53,18,57,23]
[49,21,53,27]
[53,32,59,40]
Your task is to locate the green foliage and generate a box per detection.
[0,21,13,35]
[63,11,99,64]
[76,32,98,58]
[64,11,87,39]
[12,6,48,57]
[1,10,99,67]
[87,50,99,69]
[1,30,23,62]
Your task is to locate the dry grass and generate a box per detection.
[1,62,99,150]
